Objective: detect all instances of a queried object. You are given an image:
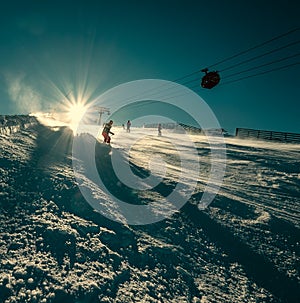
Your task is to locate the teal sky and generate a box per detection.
[0,0,299,134]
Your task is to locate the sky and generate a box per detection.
[0,0,299,134]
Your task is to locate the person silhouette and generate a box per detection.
[158,123,162,136]
[102,120,114,144]
[126,120,131,133]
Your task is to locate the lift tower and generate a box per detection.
[94,106,110,126]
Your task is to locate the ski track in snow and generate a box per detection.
[0,119,299,303]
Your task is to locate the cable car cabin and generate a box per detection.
[201,69,221,89]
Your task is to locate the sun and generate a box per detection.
[66,101,89,134]
[68,102,86,122]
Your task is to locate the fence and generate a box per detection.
[235,128,300,143]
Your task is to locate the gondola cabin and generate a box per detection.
[201,68,221,89]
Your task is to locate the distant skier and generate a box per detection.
[158,123,162,136]
[126,120,131,133]
[102,120,114,144]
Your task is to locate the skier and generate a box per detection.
[158,123,162,136]
[126,120,131,133]
[102,120,114,144]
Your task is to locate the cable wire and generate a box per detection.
[172,28,300,82]
[220,62,300,85]
[149,52,300,90]
[219,40,300,72]
[106,28,300,105]
[206,27,300,69]
[222,52,300,79]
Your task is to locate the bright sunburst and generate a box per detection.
[68,102,86,122]
[65,100,90,134]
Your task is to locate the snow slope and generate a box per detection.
[0,116,299,303]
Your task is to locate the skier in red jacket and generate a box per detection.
[102,120,114,144]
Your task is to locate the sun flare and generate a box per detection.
[66,101,89,134]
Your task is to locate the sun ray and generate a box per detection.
[63,99,91,134]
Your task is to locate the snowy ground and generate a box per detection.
[0,117,299,302]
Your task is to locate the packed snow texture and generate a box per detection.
[0,115,38,135]
[0,115,299,303]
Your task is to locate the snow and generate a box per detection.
[0,115,299,302]
[0,115,38,135]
